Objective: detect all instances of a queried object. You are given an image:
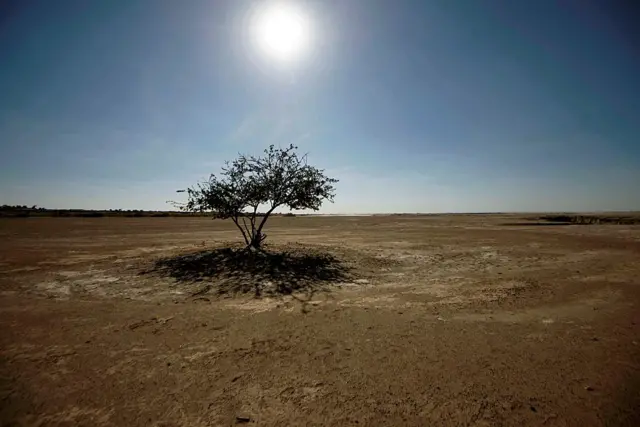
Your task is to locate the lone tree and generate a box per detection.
[177,144,338,250]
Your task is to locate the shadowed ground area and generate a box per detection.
[149,246,352,297]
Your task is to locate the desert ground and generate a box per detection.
[1,215,639,426]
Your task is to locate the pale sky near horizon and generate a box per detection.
[1,0,639,213]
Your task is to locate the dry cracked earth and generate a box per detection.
[0,215,639,426]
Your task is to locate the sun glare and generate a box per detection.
[252,1,311,64]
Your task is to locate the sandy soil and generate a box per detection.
[1,215,639,426]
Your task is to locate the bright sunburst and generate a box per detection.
[252,1,311,64]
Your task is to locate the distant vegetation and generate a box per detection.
[536,214,640,225]
[0,205,197,218]
[0,205,297,219]
[3,205,637,224]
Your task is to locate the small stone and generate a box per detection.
[236,416,251,423]
[591,337,599,341]
[585,386,594,391]
[157,316,173,324]
[530,406,537,412]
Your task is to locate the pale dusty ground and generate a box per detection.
[0,215,639,426]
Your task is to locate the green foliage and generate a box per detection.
[177,144,338,248]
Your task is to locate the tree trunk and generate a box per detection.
[247,230,265,251]
[245,208,275,251]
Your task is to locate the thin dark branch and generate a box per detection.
[250,204,259,233]
[231,216,250,246]
[240,215,252,240]
[256,204,279,236]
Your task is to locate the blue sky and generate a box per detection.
[1,0,639,213]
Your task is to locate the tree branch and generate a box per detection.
[231,216,250,246]
[240,214,252,240]
[256,204,279,236]
[250,204,258,232]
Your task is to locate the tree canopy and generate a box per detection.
[177,144,338,249]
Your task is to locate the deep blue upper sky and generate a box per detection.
[1,0,639,212]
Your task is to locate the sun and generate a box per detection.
[252,1,311,63]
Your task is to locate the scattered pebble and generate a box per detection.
[585,386,594,391]
[236,416,251,424]
[156,316,173,325]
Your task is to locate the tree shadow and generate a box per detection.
[147,247,352,298]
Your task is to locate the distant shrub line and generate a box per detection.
[537,214,640,225]
[0,205,297,219]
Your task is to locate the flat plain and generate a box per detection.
[1,215,639,426]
